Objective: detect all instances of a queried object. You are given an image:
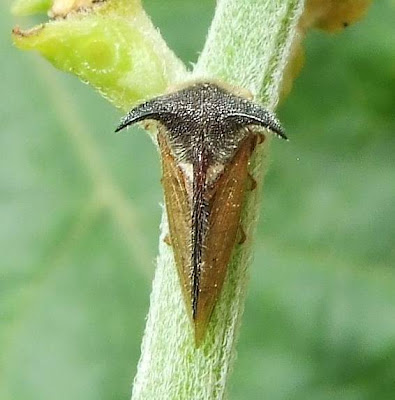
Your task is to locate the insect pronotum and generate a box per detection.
[116,81,286,346]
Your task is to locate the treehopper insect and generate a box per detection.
[116,81,286,346]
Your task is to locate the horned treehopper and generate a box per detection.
[116,81,286,346]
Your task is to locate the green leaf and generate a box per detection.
[2,0,395,400]
[12,0,186,109]
[11,0,51,16]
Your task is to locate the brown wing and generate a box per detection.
[193,134,256,345]
[158,134,193,320]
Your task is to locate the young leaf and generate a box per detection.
[12,0,186,109]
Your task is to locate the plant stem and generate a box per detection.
[132,1,304,399]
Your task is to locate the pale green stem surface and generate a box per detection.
[132,1,305,399]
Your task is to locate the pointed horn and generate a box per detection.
[115,98,169,133]
[226,104,287,140]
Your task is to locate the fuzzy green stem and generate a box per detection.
[132,1,305,399]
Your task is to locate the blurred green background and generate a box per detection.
[1,0,394,399]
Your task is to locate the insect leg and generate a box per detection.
[247,173,257,191]
[163,234,172,246]
[237,226,247,245]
